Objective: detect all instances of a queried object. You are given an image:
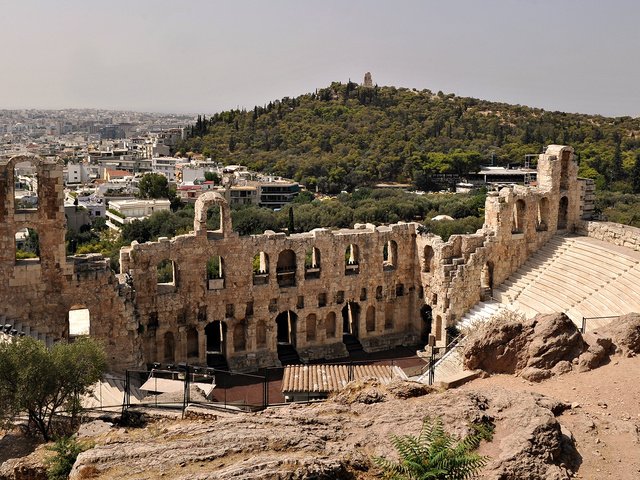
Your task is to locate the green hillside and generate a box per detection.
[180,81,640,193]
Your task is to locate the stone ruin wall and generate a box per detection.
[0,145,589,370]
[0,155,140,370]
[577,220,640,252]
[419,145,586,342]
[120,192,421,371]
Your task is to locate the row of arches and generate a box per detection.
[157,301,399,365]
[155,240,402,290]
[511,196,569,235]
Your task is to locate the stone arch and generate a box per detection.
[15,227,40,264]
[341,302,360,337]
[325,312,337,339]
[275,310,297,345]
[304,247,321,279]
[205,320,227,355]
[193,192,232,236]
[365,305,376,332]
[345,244,360,275]
[383,240,398,270]
[423,245,434,273]
[186,326,199,360]
[68,304,90,338]
[252,251,269,285]
[306,314,317,342]
[276,249,297,287]
[536,197,549,232]
[512,199,526,234]
[558,196,569,230]
[163,331,176,363]
[233,322,246,352]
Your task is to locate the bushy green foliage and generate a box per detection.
[0,337,106,441]
[374,416,491,480]
[46,436,92,480]
[181,82,640,193]
[138,173,170,199]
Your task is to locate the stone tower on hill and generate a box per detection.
[363,72,373,87]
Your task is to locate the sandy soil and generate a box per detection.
[460,356,640,479]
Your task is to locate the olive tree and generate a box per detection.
[0,336,106,440]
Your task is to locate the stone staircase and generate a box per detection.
[494,235,640,329]
[0,314,57,347]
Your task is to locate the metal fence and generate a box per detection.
[114,354,428,415]
[580,315,620,333]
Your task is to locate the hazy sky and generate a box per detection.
[1,0,638,117]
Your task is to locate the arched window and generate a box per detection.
[345,244,360,275]
[276,249,296,287]
[325,312,336,338]
[536,197,549,232]
[366,306,376,332]
[186,327,199,359]
[341,302,360,337]
[481,262,494,290]
[163,331,176,362]
[306,314,317,342]
[512,199,526,234]
[207,255,224,290]
[252,252,269,285]
[423,246,434,273]
[383,240,398,270]
[304,247,321,279]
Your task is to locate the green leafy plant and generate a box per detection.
[46,436,92,480]
[374,416,491,479]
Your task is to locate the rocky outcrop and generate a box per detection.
[463,313,587,381]
[67,383,577,480]
[597,313,640,356]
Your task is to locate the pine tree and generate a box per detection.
[632,153,640,194]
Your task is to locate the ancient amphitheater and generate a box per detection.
[2,145,639,376]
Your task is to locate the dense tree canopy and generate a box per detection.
[180,81,640,193]
[138,173,170,199]
[0,337,106,440]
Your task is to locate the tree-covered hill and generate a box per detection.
[180,81,640,193]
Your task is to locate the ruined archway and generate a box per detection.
[186,326,199,360]
[512,199,526,234]
[537,197,549,232]
[275,310,297,345]
[383,240,398,270]
[68,305,90,338]
[304,247,321,280]
[341,302,360,337]
[252,251,269,285]
[325,312,337,339]
[558,196,569,230]
[193,192,232,237]
[276,249,297,287]
[345,244,360,275]
[206,255,224,290]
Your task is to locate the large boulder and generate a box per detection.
[596,313,640,356]
[463,312,587,382]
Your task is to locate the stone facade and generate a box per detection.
[0,145,590,372]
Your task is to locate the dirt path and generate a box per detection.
[460,356,640,479]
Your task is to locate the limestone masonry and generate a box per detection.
[0,146,594,371]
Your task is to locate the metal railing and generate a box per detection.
[423,333,465,385]
[580,315,620,334]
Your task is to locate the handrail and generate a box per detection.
[580,315,620,334]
